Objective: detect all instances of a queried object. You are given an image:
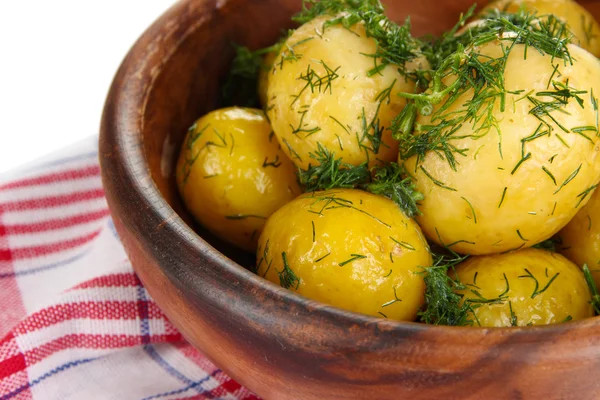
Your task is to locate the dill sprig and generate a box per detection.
[297,147,424,217]
[532,237,559,252]
[222,41,283,107]
[418,251,475,326]
[293,0,423,80]
[298,144,370,192]
[278,252,301,290]
[366,163,423,218]
[583,264,600,314]
[395,9,574,169]
[292,0,370,24]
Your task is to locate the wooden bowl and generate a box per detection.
[99,1,600,398]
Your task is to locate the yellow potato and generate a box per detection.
[267,15,416,170]
[176,107,301,252]
[481,0,600,57]
[257,189,431,321]
[454,248,593,327]
[404,41,600,255]
[558,187,600,288]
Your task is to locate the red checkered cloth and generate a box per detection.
[0,137,259,400]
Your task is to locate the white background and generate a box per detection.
[0,0,177,173]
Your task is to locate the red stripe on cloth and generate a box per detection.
[0,188,105,212]
[0,215,27,339]
[0,370,32,399]
[71,273,139,290]
[208,371,261,400]
[0,209,110,236]
[6,229,101,260]
[0,335,32,399]
[0,165,100,191]
[23,333,182,366]
[0,353,26,381]
[14,301,170,334]
[0,334,20,361]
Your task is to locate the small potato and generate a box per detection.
[454,248,593,327]
[257,189,431,321]
[405,40,600,255]
[176,107,301,252]
[481,0,600,57]
[267,15,416,170]
[558,187,600,288]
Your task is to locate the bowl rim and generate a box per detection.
[99,0,600,347]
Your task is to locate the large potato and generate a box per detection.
[558,187,600,288]
[481,0,600,57]
[454,248,593,327]
[176,107,301,252]
[266,15,416,170]
[404,41,600,255]
[257,189,431,321]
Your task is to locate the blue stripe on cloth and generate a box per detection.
[0,358,97,400]
[28,151,99,171]
[135,282,214,398]
[0,249,90,278]
[140,369,222,400]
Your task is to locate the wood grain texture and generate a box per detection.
[99,1,600,399]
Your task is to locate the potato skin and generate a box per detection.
[257,189,431,321]
[176,107,301,252]
[454,248,593,327]
[559,187,600,288]
[481,0,600,57]
[404,41,600,255]
[267,15,416,170]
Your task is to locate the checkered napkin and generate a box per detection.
[0,136,259,400]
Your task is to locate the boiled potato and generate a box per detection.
[404,40,600,255]
[176,107,301,252]
[257,189,431,321]
[454,248,593,327]
[267,15,416,170]
[558,187,600,288]
[481,0,600,57]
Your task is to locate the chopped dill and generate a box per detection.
[583,264,600,314]
[381,286,402,308]
[394,8,574,171]
[576,184,599,208]
[554,164,582,194]
[278,252,301,290]
[389,236,415,251]
[262,155,282,168]
[298,144,370,192]
[517,268,560,299]
[533,237,559,252]
[366,163,424,218]
[297,148,423,217]
[222,42,282,107]
[418,251,474,326]
[461,197,477,224]
[314,252,331,263]
[293,0,423,80]
[339,254,367,267]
